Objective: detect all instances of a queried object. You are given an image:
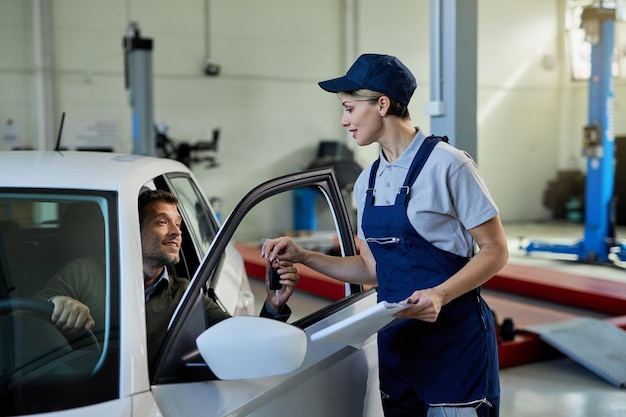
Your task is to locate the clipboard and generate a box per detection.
[310,301,411,348]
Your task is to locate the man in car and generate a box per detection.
[35,189,300,365]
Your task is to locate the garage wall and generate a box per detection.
[1,0,624,242]
[477,0,562,221]
[0,1,37,148]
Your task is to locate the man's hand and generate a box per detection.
[265,260,300,313]
[49,295,95,333]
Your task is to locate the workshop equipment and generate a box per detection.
[528,318,626,388]
[123,22,155,157]
[525,3,626,263]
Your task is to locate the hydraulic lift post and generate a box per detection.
[525,4,626,263]
[123,22,156,157]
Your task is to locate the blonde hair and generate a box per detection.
[340,89,411,119]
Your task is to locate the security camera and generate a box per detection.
[204,60,221,77]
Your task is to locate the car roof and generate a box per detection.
[0,151,191,191]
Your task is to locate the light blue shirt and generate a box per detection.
[144,268,170,302]
[354,128,498,257]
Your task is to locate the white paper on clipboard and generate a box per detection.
[310,301,411,348]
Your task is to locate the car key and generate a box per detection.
[269,259,282,291]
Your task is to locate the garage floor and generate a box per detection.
[497,221,626,417]
[248,220,626,417]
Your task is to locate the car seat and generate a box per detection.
[58,201,106,262]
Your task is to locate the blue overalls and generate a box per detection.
[362,136,499,417]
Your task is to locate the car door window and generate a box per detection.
[164,175,253,317]
[232,185,354,321]
[0,191,120,416]
[167,176,219,258]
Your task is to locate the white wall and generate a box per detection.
[1,0,624,242]
[477,0,561,221]
[0,1,37,146]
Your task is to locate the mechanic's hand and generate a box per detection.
[261,236,305,264]
[49,295,95,333]
[394,288,445,323]
[265,259,300,313]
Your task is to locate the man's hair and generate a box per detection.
[138,189,179,224]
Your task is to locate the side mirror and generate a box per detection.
[196,316,307,380]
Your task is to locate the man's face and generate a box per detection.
[141,201,183,268]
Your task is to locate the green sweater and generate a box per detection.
[145,274,230,364]
[34,256,107,339]
[35,257,290,367]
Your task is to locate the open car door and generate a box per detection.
[150,167,384,417]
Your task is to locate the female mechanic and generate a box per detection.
[261,53,508,417]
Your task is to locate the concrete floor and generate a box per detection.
[498,220,626,417]
[249,220,626,416]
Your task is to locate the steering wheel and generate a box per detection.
[0,298,101,352]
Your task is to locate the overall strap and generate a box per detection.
[366,158,382,205]
[397,135,447,207]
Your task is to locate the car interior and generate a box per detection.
[0,199,107,299]
[1,193,120,415]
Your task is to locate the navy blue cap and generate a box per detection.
[318,54,417,106]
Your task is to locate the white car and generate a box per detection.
[0,151,382,417]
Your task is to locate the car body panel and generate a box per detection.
[150,293,382,417]
[0,151,383,417]
[0,151,185,191]
[1,151,187,402]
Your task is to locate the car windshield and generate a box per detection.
[0,190,119,416]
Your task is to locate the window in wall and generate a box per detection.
[565,0,625,80]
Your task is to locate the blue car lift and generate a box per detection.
[525,4,626,263]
